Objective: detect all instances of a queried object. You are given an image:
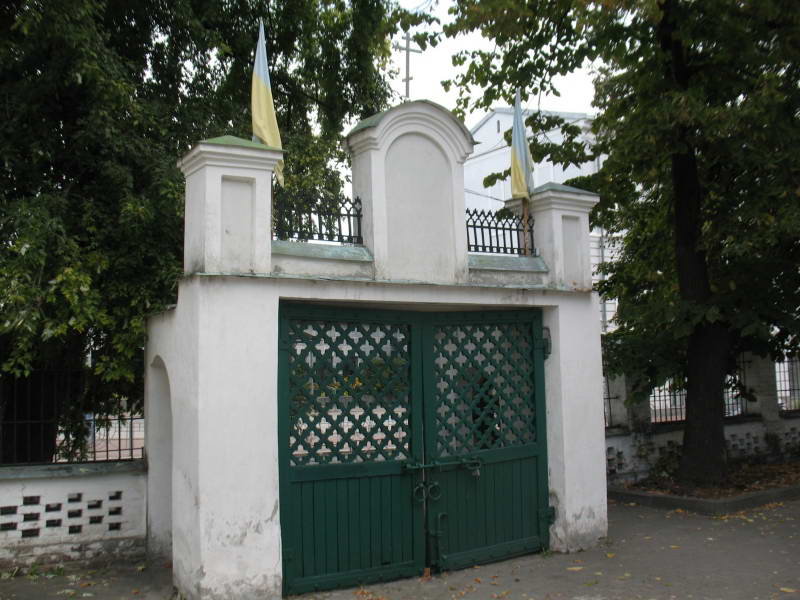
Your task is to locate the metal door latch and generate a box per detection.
[461,458,482,478]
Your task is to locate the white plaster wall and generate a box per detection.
[184,169,207,274]
[347,101,473,285]
[271,253,374,280]
[385,133,455,282]
[0,467,146,566]
[195,278,282,599]
[606,418,800,482]
[146,282,202,599]
[468,268,548,288]
[542,295,608,551]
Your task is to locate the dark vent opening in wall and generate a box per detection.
[22,496,40,506]
[109,491,123,501]
[67,510,82,519]
[87,500,102,510]
[0,506,17,516]
[21,528,39,538]
[108,507,122,516]
[67,493,82,503]
[23,513,39,522]
[45,503,61,512]
[108,522,121,531]
[89,516,103,524]
[0,523,17,531]
[68,525,82,534]
[46,519,62,528]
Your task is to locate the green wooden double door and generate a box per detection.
[278,304,550,595]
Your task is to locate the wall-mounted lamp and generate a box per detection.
[542,327,552,359]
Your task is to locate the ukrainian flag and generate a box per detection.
[510,88,534,199]
[252,20,284,186]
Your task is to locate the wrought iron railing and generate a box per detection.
[649,362,748,423]
[776,357,800,412]
[603,375,614,427]
[273,189,363,244]
[0,370,144,465]
[465,208,534,255]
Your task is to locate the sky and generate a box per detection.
[388,0,597,129]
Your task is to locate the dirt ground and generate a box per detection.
[630,459,800,499]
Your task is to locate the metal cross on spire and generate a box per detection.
[392,31,422,100]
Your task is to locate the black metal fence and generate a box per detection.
[0,370,144,465]
[649,363,748,424]
[465,208,534,255]
[777,357,800,412]
[273,189,363,244]
[649,379,687,423]
[603,376,614,427]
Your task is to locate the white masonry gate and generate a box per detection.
[145,100,607,600]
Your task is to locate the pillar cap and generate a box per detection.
[345,100,475,161]
[529,182,599,213]
[178,136,284,177]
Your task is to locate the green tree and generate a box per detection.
[444,0,800,482]
[0,0,423,460]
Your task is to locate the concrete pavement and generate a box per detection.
[1,499,798,600]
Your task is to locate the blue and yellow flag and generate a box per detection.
[252,20,284,186]
[510,88,534,199]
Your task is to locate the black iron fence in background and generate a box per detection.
[648,360,749,424]
[465,208,534,255]
[603,376,615,427]
[273,189,363,244]
[0,370,144,465]
[777,357,800,412]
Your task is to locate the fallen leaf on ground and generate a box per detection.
[566,567,583,572]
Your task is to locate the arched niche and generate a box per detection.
[145,355,173,559]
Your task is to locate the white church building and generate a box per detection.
[463,106,616,333]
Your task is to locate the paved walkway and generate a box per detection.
[1,499,798,600]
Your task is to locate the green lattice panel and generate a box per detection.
[431,322,536,457]
[286,319,412,466]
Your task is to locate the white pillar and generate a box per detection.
[346,100,474,284]
[789,358,800,410]
[178,136,284,275]
[605,375,630,429]
[543,295,607,551]
[743,353,780,433]
[506,183,599,290]
[505,183,606,549]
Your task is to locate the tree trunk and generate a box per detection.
[680,323,731,482]
[659,0,731,483]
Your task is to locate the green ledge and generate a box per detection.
[201,135,283,153]
[0,460,146,481]
[272,240,373,262]
[468,253,549,273]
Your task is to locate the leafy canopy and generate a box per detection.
[444,0,800,396]
[0,0,425,410]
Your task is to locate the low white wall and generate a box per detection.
[0,461,146,567]
[606,416,800,482]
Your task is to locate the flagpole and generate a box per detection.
[522,197,530,256]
